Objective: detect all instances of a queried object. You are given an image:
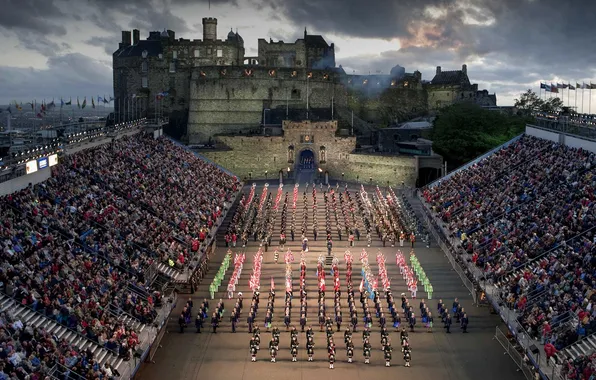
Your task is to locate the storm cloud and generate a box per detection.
[0,0,594,106]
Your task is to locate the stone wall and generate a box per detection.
[200,119,420,187]
[338,154,418,187]
[187,67,348,143]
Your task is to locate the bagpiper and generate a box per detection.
[250,337,257,362]
[306,336,315,361]
[403,345,412,367]
[384,343,392,367]
[269,338,278,362]
[254,327,261,350]
[344,328,352,346]
[291,343,298,362]
[363,338,372,364]
[346,339,354,363]
[362,328,370,344]
[400,328,409,352]
[329,348,336,369]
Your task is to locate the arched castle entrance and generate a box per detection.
[298,149,315,170]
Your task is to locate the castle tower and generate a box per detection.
[462,64,467,75]
[436,66,441,75]
[203,18,218,41]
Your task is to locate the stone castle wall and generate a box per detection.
[187,67,348,143]
[200,120,420,187]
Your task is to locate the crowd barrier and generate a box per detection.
[494,326,539,380]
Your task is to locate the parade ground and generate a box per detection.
[135,185,524,380]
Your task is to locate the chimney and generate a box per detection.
[436,66,441,75]
[121,31,131,46]
[462,64,467,75]
[132,29,140,45]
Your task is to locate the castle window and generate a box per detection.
[291,89,301,100]
[207,48,212,55]
[141,77,148,88]
[169,62,176,73]
[141,61,148,73]
[217,49,223,57]
[194,49,200,58]
[172,50,177,59]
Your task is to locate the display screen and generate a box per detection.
[48,154,58,167]
[37,157,48,169]
[26,160,38,174]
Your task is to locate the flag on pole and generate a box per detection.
[61,98,64,108]
[65,98,71,106]
[97,96,104,104]
[550,83,559,93]
[77,97,80,108]
[568,84,576,90]
[540,83,546,90]
[47,100,55,110]
[92,97,95,108]
[103,95,109,104]
[109,96,114,102]
[82,97,87,109]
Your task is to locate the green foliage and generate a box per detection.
[514,89,563,114]
[430,103,530,167]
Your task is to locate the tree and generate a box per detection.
[430,103,530,167]
[541,97,564,114]
[514,89,563,115]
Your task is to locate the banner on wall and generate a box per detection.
[26,160,38,174]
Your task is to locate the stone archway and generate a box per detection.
[298,149,315,170]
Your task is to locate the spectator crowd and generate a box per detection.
[0,133,239,378]
[422,134,596,376]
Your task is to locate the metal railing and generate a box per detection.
[494,326,540,380]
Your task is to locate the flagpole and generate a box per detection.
[582,84,585,114]
[590,87,592,115]
[568,83,570,106]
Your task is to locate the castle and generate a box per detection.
[112,18,497,144]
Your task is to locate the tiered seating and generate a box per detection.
[0,307,120,379]
[0,134,240,376]
[422,134,596,362]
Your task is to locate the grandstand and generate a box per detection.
[419,123,596,379]
[0,121,241,379]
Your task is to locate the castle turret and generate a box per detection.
[203,18,217,41]
[436,66,441,75]
[462,64,467,75]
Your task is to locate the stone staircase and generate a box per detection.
[0,293,124,371]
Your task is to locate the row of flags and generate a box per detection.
[540,82,596,93]
[2,96,115,117]
[3,92,169,116]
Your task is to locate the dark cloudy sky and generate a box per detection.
[1,0,595,108]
